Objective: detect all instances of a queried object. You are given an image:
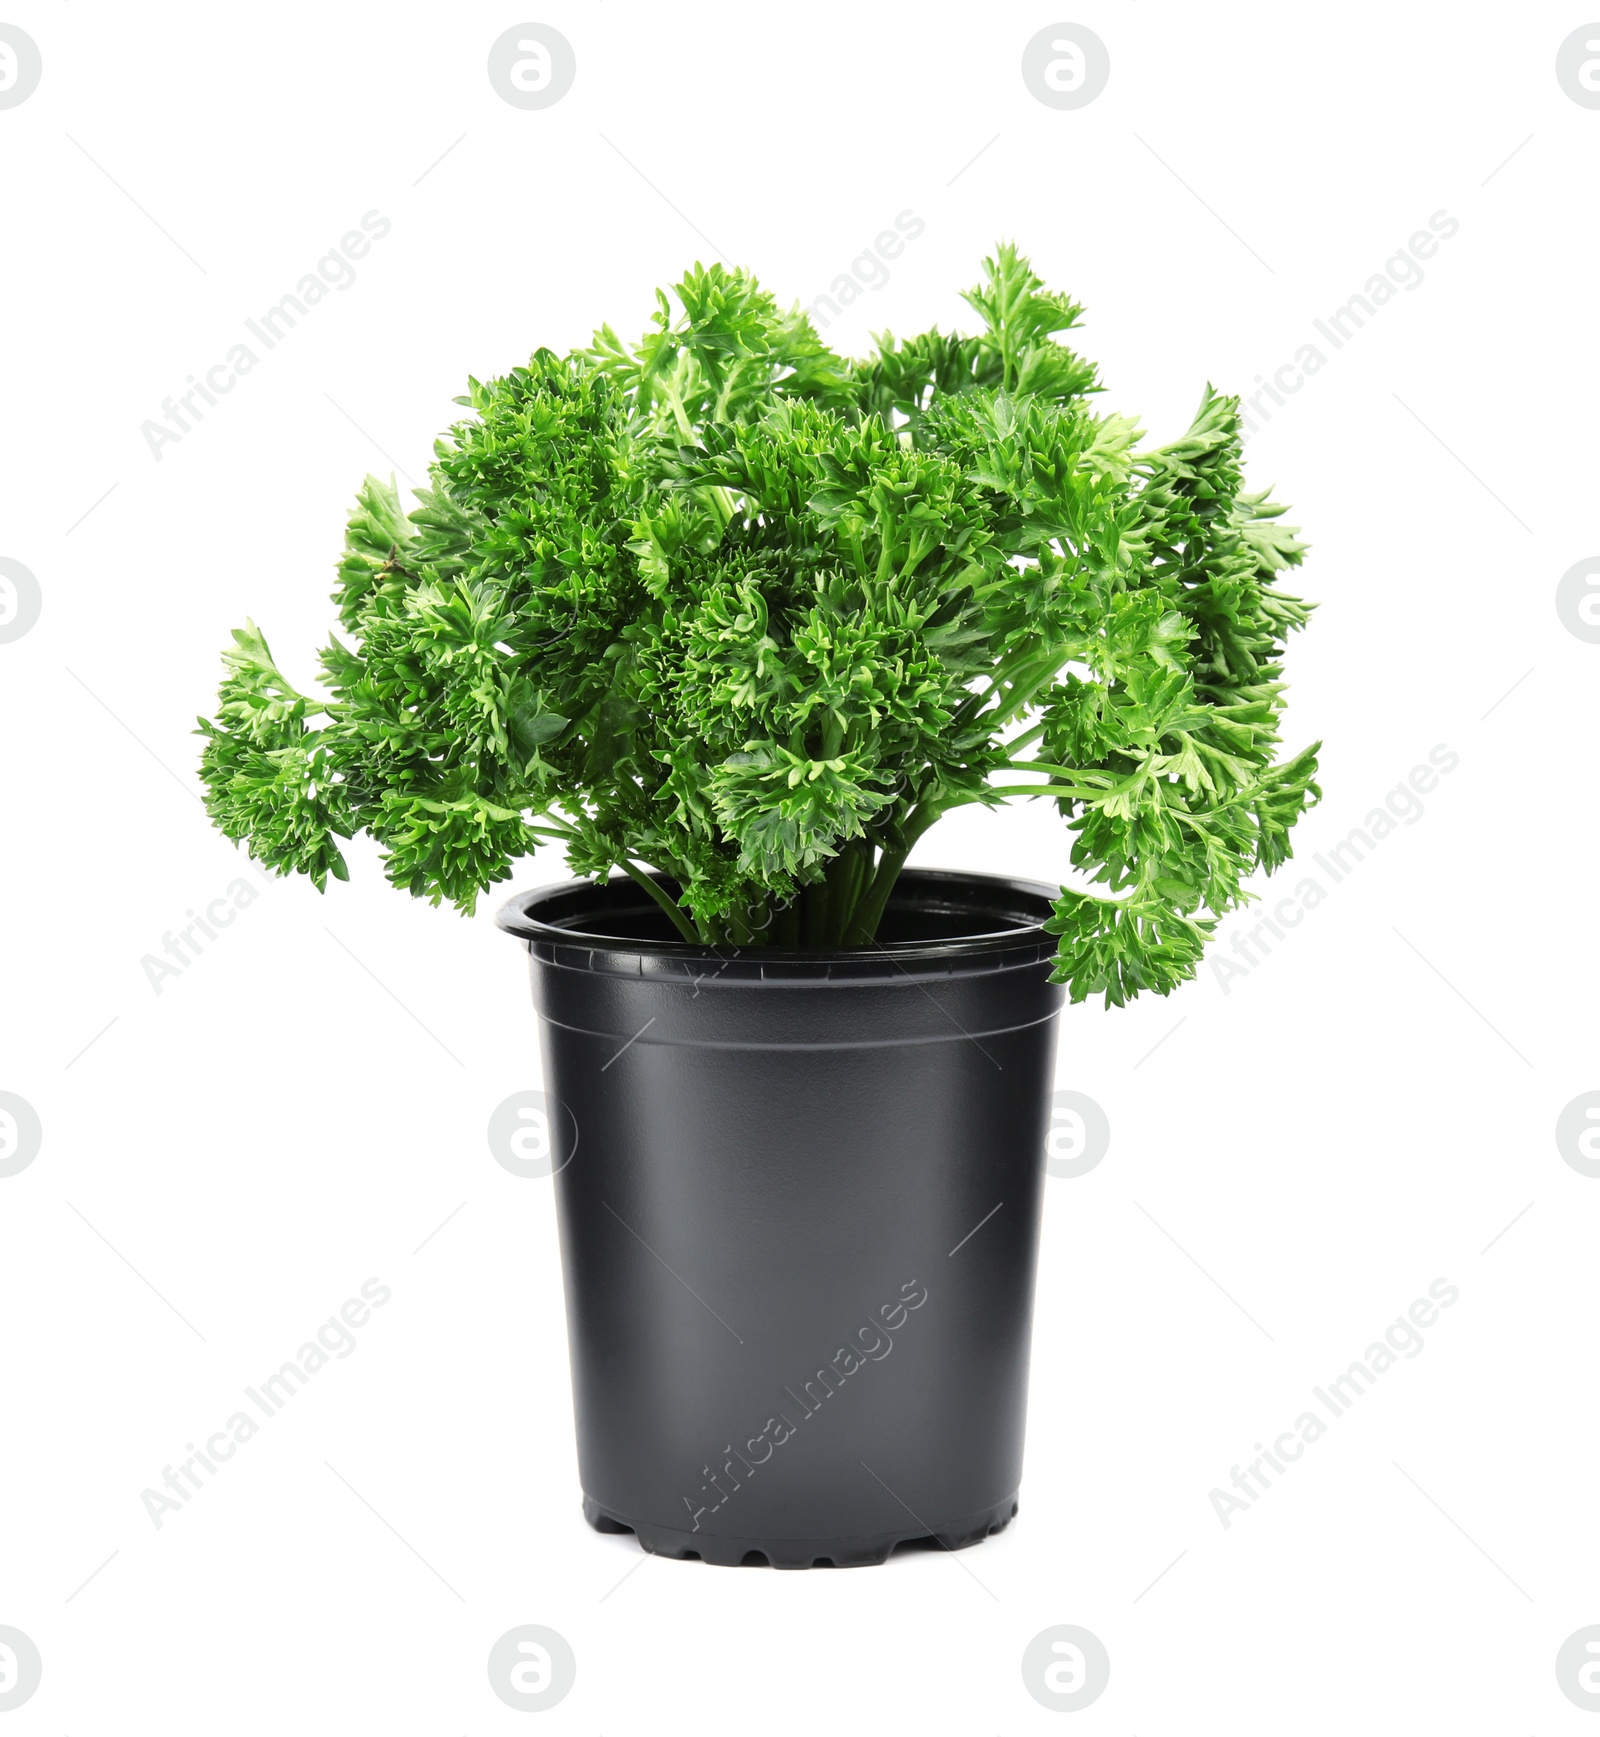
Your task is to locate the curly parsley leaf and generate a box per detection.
[198,246,1319,997]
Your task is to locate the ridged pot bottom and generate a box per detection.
[583,1491,1020,1569]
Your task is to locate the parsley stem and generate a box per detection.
[622,861,701,944]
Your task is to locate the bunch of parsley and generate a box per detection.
[198,245,1319,1004]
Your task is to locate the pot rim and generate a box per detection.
[496,866,1061,967]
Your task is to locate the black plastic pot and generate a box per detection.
[497,868,1063,1568]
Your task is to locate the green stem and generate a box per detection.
[622,860,701,944]
[995,662,1069,727]
[1004,719,1048,754]
[952,649,1066,736]
[829,841,872,945]
[802,871,831,947]
[841,807,939,944]
[842,845,908,945]
[978,784,1099,802]
[998,759,1105,780]
[953,649,1038,725]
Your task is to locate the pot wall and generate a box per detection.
[500,870,1064,1566]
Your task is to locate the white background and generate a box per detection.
[2,2,1598,1729]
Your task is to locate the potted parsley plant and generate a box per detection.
[199,246,1318,1567]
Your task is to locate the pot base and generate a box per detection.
[582,1492,1020,1569]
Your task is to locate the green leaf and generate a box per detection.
[197,245,1318,968]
